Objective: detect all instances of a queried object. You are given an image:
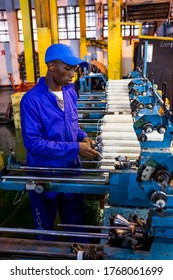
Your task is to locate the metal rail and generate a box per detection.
[0,227,108,240]
[2,175,109,184]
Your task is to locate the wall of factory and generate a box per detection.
[0,0,133,86]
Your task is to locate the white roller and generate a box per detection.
[107,95,129,100]
[102,146,141,153]
[106,87,129,91]
[106,85,129,89]
[101,139,139,147]
[106,105,130,110]
[106,79,131,84]
[102,114,133,123]
[107,100,130,105]
[114,111,131,115]
[99,165,115,170]
[100,159,115,163]
[100,124,134,132]
[146,132,164,141]
[106,88,129,92]
[107,108,131,113]
[107,81,130,84]
[106,90,129,96]
[101,131,138,140]
[102,152,139,160]
[107,103,130,109]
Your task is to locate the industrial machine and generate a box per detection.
[76,56,108,133]
[0,67,173,260]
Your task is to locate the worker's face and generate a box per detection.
[49,60,77,86]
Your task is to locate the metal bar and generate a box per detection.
[2,175,108,184]
[57,224,132,230]
[143,40,148,78]
[79,123,100,126]
[11,166,109,173]
[78,119,101,122]
[0,227,108,239]
[78,109,106,113]
[78,101,106,104]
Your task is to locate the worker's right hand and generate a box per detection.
[79,142,99,160]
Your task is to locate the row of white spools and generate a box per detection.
[98,79,163,170]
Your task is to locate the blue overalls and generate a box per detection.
[20,77,89,242]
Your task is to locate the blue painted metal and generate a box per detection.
[78,92,106,101]
[127,70,143,79]
[143,40,148,78]
[79,73,107,92]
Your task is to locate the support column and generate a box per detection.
[79,0,87,60]
[34,0,52,76]
[49,0,59,44]
[19,0,36,82]
[108,0,122,80]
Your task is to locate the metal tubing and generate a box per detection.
[57,224,132,230]
[2,175,108,184]
[11,166,109,173]
[0,227,108,239]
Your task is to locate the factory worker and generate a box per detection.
[20,43,98,241]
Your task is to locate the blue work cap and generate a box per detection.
[45,43,88,67]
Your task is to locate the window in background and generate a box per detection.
[17,9,37,42]
[86,5,96,38]
[58,6,80,39]
[0,10,9,42]
[58,5,96,40]
[122,24,139,38]
[103,4,108,38]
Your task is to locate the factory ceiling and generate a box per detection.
[124,0,172,22]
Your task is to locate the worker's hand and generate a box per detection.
[79,142,98,160]
[83,137,96,148]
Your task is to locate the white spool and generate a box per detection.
[99,165,115,170]
[106,87,129,91]
[101,131,138,140]
[107,79,131,84]
[102,152,139,160]
[107,104,130,109]
[102,146,141,154]
[146,131,164,141]
[101,139,139,147]
[100,159,115,163]
[100,124,134,132]
[107,101,130,106]
[107,108,131,113]
[102,114,133,123]
[106,92,129,96]
[114,111,131,115]
[107,95,129,100]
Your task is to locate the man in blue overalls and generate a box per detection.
[20,43,98,241]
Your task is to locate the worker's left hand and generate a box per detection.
[83,137,95,147]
